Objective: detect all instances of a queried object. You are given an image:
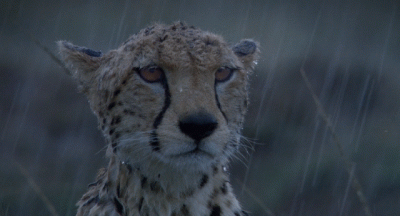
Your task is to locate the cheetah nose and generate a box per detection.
[179,112,218,142]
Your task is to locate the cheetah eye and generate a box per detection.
[215,67,235,82]
[137,66,164,83]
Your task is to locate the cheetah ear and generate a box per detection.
[232,39,260,70]
[57,41,103,92]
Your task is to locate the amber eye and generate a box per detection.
[138,66,164,83]
[215,67,234,82]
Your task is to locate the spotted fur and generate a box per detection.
[58,22,259,216]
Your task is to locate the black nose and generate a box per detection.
[179,112,218,142]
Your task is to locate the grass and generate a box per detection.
[17,31,373,216]
[300,67,372,216]
[14,161,59,216]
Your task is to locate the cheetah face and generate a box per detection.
[59,22,259,171]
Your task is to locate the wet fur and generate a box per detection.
[58,22,259,216]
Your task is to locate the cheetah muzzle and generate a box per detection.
[58,22,259,216]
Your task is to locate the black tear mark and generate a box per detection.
[152,77,171,129]
[214,83,228,122]
[210,205,221,216]
[234,211,240,216]
[113,197,124,214]
[150,76,171,151]
[199,174,209,188]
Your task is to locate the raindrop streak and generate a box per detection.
[377,5,396,81]
[354,80,375,152]
[1,83,20,141]
[254,24,285,125]
[300,0,325,70]
[244,7,287,198]
[306,48,343,188]
[331,65,351,130]
[291,1,325,214]
[349,3,398,155]
[107,24,118,51]
[311,125,328,187]
[300,118,320,192]
[114,0,130,48]
[240,125,259,196]
[12,102,30,154]
[349,75,371,152]
[302,1,343,192]
[236,2,252,39]
[313,67,350,186]
[339,163,356,216]
[301,65,373,216]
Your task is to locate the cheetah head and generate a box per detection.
[58,22,259,172]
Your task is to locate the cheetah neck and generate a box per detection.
[99,154,243,215]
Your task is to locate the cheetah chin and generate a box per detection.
[58,21,259,216]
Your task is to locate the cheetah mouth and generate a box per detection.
[172,147,214,159]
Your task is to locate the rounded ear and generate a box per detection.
[232,39,260,70]
[57,41,103,93]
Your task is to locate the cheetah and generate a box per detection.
[58,22,259,216]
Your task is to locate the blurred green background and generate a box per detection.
[1,0,399,215]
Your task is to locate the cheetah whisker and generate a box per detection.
[58,22,260,216]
